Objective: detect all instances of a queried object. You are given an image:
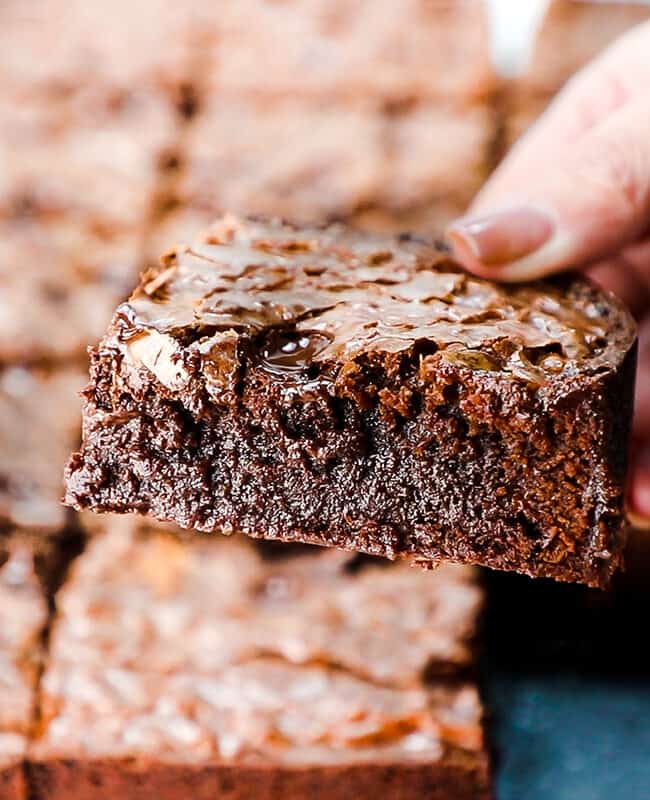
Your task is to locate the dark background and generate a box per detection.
[486,535,650,799]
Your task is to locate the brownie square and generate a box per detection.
[0,84,180,364]
[29,519,489,799]
[0,89,179,230]
[381,102,494,215]
[171,95,388,223]
[0,0,204,114]
[1,367,85,532]
[157,95,493,238]
[350,204,470,235]
[0,220,139,365]
[65,215,637,586]
[208,0,494,102]
[0,541,48,800]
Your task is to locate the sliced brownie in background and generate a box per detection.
[0,0,204,367]
[28,516,489,799]
[65,215,636,587]
[209,0,493,101]
[0,89,179,364]
[0,367,85,533]
[148,0,498,240]
[0,0,205,117]
[0,541,48,800]
[0,221,141,367]
[505,0,650,147]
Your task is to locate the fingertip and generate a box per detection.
[445,206,557,282]
[445,226,490,278]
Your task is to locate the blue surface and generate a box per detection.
[484,565,650,799]
[489,673,650,800]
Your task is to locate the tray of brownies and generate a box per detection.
[1,2,650,798]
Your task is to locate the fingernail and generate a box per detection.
[447,206,555,268]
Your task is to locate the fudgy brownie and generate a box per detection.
[174,95,387,223]
[0,89,178,229]
[65,215,637,587]
[210,0,493,101]
[0,221,138,365]
[0,542,48,800]
[1,367,85,531]
[0,0,203,114]
[29,519,489,799]
[379,102,494,217]
[0,85,180,364]
[170,97,493,229]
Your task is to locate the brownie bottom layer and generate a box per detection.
[67,384,625,588]
[28,757,491,800]
[0,763,25,800]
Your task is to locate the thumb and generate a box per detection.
[447,98,650,281]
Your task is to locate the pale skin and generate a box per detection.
[447,22,650,524]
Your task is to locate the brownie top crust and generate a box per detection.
[112,214,635,396]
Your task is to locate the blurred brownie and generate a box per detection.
[0,542,48,800]
[47,518,482,679]
[1,366,85,532]
[350,204,469,235]
[209,0,493,102]
[171,95,387,223]
[0,89,179,230]
[65,215,637,586]
[381,103,494,215]
[0,0,204,114]
[0,220,138,364]
[29,520,489,799]
[0,85,181,365]
[507,1,650,147]
[523,0,650,96]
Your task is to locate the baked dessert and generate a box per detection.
[380,102,494,215]
[171,97,492,228]
[29,519,489,799]
[0,542,48,800]
[0,0,204,114]
[209,0,493,101]
[174,96,387,223]
[0,220,139,365]
[1,367,85,531]
[64,215,637,586]
[0,89,179,229]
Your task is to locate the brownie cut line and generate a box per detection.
[65,214,637,587]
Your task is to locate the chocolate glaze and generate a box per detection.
[120,214,629,392]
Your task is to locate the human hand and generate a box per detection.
[447,22,650,524]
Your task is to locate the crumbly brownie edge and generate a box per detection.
[27,752,491,800]
[65,325,636,588]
